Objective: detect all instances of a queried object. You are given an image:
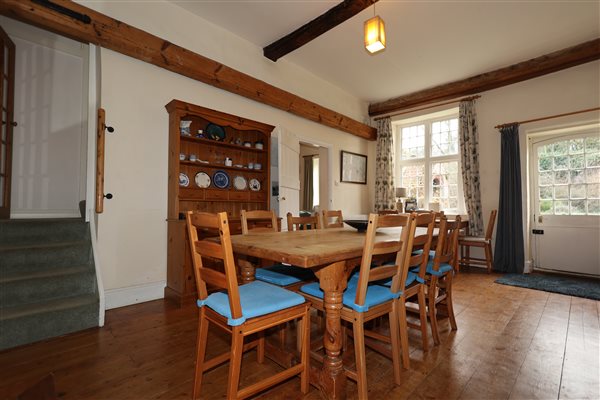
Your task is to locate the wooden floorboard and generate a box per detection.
[0,271,598,399]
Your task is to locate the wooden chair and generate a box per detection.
[401,211,436,357]
[378,209,399,215]
[421,215,462,345]
[241,210,315,287]
[321,209,344,228]
[286,212,320,231]
[240,209,278,234]
[299,213,417,399]
[459,209,497,273]
[186,211,310,399]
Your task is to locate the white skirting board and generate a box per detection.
[104,281,165,310]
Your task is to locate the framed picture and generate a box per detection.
[340,150,367,184]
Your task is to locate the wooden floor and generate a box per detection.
[1,271,599,400]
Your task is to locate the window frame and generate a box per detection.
[393,110,466,214]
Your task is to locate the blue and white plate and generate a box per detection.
[213,170,230,189]
[179,172,190,187]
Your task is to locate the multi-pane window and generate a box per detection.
[394,109,465,213]
[537,135,600,215]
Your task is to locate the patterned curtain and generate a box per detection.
[459,100,484,236]
[374,117,396,211]
[494,123,525,273]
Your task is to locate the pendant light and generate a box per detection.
[364,3,386,54]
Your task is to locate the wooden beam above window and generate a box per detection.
[263,0,378,62]
[369,38,600,117]
[0,0,377,140]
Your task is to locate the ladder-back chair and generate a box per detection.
[186,211,310,399]
[300,213,417,399]
[321,209,344,228]
[459,209,497,273]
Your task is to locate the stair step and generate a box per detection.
[0,267,97,308]
[0,218,89,246]
[0,294,99,350]
[0,241,92,274]
[0,264,93,283]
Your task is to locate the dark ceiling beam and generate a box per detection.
[263,0,378,62]
[369,38,600,116]
[0,0,377,140]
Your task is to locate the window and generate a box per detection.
[394,109,465,213]
[536,135,600,215]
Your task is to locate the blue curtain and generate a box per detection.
[494,124,524,273]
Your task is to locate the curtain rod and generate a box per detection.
[373,95,481,121]
[495,107,600,129]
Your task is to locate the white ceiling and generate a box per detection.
[173,0,599,104]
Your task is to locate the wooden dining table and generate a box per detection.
[229,226,404,400]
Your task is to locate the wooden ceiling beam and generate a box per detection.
[263,0,377,62]
[0,0,377,140]
[369,38,600,116]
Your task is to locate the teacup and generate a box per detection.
[254,163,261,170]
[179,153,186,161]
[190,154,197,162]
[248,162,254,169]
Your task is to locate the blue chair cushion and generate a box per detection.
[412,249,436,260]
[197,280,305,326]
[381,270,424,288]
[255,264,315,286]
[425,260,454,277]
[300,278,399,313]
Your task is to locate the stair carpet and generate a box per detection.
[0,219,99,350]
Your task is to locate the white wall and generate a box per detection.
[82,1,373,295]
[477,61,600,268]
[388,61,599,269]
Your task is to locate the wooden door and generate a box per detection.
[0,27,15,219]
[530,126,600,276]
[275,127,300,230]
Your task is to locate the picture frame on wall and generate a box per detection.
[340,150,367,184]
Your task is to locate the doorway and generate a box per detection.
[529,123,600,276]
[1,18,89,219]
[299,142,329,214]
[270,128,332,230]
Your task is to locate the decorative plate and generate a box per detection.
[206,123,226,141]
[179,172,190,187]
[194,172,211,188]
[249,178,261,191]
[213,170,230,189]
[233,176,247,190]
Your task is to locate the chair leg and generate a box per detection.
[226,329,244,399]
[485,243,493,273]
[417,288,429,352]
[192,309,209,400]
[300,308,310,394]
[278,324,287,349]
[428,277,441,346]
[397,298,410,369]
[465,245,471,267]
[353,315,368,400]
[388,306,402,385]
[257,330,265,363]
[445,274,458,331]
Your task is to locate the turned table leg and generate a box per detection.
[237,257,256,283]
[315,261,349,400]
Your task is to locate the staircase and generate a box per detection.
[0,218,100,350]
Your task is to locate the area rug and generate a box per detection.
[495,273,600,300]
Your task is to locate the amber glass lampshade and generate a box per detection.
[364,15,386,54]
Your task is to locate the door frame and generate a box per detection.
[0,26,15,219]
[527,121,600,275]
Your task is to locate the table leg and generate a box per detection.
[237,257,256,283]
[315,261,349,400]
